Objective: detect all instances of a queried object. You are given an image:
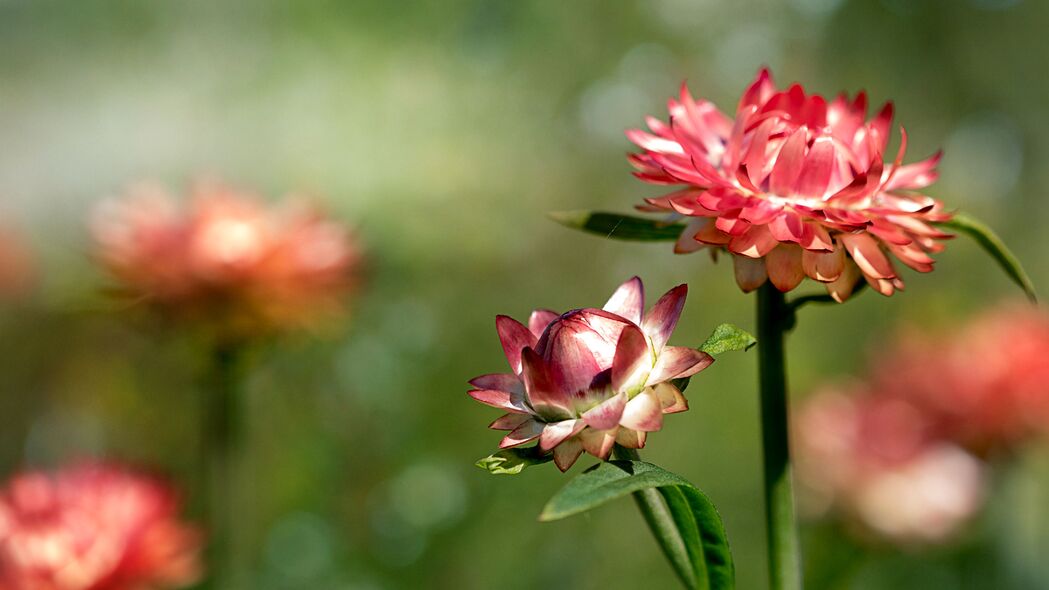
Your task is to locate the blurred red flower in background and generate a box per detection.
[629,69,950,300]
[795,304,1049,545]
[0,462,200,590]
[0,226,35,301]
[469,277,713,471]
[91,182,361,338]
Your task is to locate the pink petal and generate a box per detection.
[728,224,779,258]
[468,389,528,414]
[733,254,768,293]
[520,347,573,418]
[539,419,586,451]
[766,245,805,292]
[611,325,651,394]
[649,347,713,384]
[498,418,544,448]
[693,218,732,246]
[468,373,524,395]
[794,137,835,198]
[675,218,709,254]
[801,248,845,282]
[582,392,628,430]
[496,315,536,375]
[715,211,751,236]
[870,102,894,155]
[653,382,689,414]
[553,437,584,471]
[642,284,688,352]
[579,427,618,460]
[620,389,664,432]
[603,276,645,324]
[615,428,648,450]
[825,260,862,303]
[528,309,559,339]
[770,127,808,197]
[841,233,895,279]
[489,413,530,431]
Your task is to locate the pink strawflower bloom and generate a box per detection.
[873,305,1049,454]
[91,182,360,338]
[468,277,713,471]
[0,462,201,590]
[795,389,985,546]
[629,68,950,300]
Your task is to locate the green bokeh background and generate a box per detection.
[1,1,1048,588]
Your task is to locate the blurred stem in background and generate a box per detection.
[756,283,801,590]
[202,341,246,590]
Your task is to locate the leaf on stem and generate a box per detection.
[475,446,552,475]
[935,213,1036,302]
[699,323,756,357]
[540,460,734,590]
[548,211,687,241]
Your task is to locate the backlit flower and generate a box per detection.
[91,182,360,338]
[0,462,201,590]
[468,277,713,471]
[795,390,985,545]
[629,68,950,300]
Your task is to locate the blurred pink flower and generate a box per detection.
[0,226,35,301]
[91,182,361,337]
[0,462,201,590]
[795,389,985,545]
[873,305,1049,454]
[629,69,950,300]
[469,277,713,471]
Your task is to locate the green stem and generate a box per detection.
[612,445,697,589]
[756,283,802,590]
[202,342,245,589]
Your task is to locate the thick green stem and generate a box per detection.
[756,283,802,590]
[612,445,696,589]
[202,343,245,589]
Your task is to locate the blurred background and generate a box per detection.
[1,0,1048,588]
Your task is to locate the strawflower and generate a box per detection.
[0,462,201,590]
[629,68,950,300]
[468,277,712,471]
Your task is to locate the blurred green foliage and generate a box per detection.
[0,1,1047,588]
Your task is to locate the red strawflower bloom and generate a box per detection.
[629,68,950,300]
[795,389,985,545]
[0,462,201,590]
[469,277,713,471]
[91,182,360,338]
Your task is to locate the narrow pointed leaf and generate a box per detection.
[935,213,1036,302]
[699,323,757,357]
[475,446,552,475]
[549,211,687,241]
[540,460,734,590]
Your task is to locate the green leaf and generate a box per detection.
[548,210,687,241]
[540,460,734,590]
[936,212,1036,302]
[475,446,552,475]
[699,323,757,357]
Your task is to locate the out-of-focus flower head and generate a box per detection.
[873,305,1049,454]
[795,389,985,546]
[629,68,950,301]
[0,461,201,590]
[91,181,361,339]
[468,277,713,471]
[0,226,35,301]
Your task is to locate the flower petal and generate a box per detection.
[653,382,689,414]
[794,137,835,198]
[615,428,648,450]
[620,388,665,432]
[496,315,536,375]
[579,427,618,460]
[468,373,524,395]
[520,347,573,418]
[766,245,805,292]
[603,276,645,324]
[770,126,808,197]
[468,389,528,414]
[733,254,768,292]
[539,419,586,451]
[553,437,584,471]
[650,347,713,384]
[582,392,628,430]
[825,260,862,303]
[498,418,544,448]
[489,413,530,431]
[642,284,688,352]
[728,224,779,258]
[528,309,559,339]
[612,324,651,394]
[801,248,845,282]
[841,233,895,280]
